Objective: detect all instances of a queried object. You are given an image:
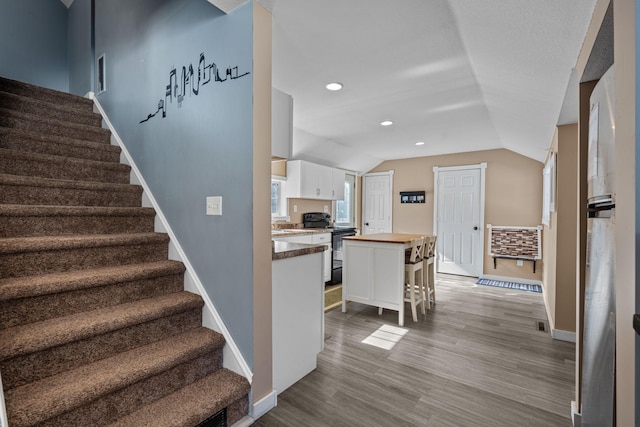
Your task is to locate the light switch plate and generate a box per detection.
[323,205,329,213]
[517,259,524,267]
[206,196,222,216]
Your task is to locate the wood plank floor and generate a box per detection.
[254,274,575,427]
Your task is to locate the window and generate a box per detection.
[271,177,288,220]
[335,173,356,226]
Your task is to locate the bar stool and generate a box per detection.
[403,236,426,322]
[424,235,437,310]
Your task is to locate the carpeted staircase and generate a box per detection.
[0,77,250,426]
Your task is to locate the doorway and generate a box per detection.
[362,171,393,235]
[433,163,486,277]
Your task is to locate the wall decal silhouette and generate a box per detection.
[140,52,250,124]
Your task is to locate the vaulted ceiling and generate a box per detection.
[269,0,598,173]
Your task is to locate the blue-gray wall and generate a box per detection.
[94,0,255,366]
[0,0,69,91]
[68,0,93,96]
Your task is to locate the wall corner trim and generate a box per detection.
[86,92,253,383]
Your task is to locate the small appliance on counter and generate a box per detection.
[303,212,356,285]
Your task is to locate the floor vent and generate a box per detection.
[196,408,227,427]
[536,321,547,332]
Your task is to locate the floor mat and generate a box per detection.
[476,278,542,293]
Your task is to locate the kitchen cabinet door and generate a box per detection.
[317,164,333,200]
[286,160,318,199]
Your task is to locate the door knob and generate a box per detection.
[473,226,478,230]
[365,222,370,226]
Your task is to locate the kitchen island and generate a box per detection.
[272,240,327,394]
[342,233,424,326]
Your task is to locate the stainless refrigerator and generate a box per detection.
[581,65,616,426]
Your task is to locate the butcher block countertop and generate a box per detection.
[343,233,426,244]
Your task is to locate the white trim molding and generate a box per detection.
[207,0,249,14]
[251,390,277,420]
[87,92,252,383]
[551,329,577,343]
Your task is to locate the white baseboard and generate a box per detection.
[87,92,252,383]
[552,328,576,343]
[251,390,277,420]
[479,274,542,286]
[571,400,582,426]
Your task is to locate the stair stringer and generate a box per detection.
[87,92,253,387]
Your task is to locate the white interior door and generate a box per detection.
[362,172,392,235]
[434,165,484,276]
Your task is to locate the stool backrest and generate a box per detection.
[406,237,425,264]
[425,235,437,258]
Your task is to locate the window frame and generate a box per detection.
[334,173,356,227]
[271,175,288,221]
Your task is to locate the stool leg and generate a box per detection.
[418,268,426,315]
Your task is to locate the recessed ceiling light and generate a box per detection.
[380,120,394,126]
[416,141,425,146]
[326,82,343,91]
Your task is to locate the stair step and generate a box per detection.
[0,90,102,127]
[107,369,251,427]
[0,174,142,207]
[0,148,131,184]
[0,291,204,389]
[0,107,111,144]
[0,204,155,237]
[0,260,185,328]
[0,127,121,163]
[0,232,169,278]
[0,76,94,112]
[4,327,224,427]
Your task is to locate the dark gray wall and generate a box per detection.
[68,0,93,96]
[95,0,255,366]
[0,0,69,91]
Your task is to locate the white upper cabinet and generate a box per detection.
[286,160,346,201]
[272,88,293,159]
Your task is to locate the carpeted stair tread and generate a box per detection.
[0,204,155,218]
[0,173,143,207]
[0,173,140,192]
[0,260,184,301]
[0,232,168,254]
[0,291,203,361]
[0,90,102,127]
[0,204,156,237]
[0,148,131,183]
[0,76,94,111]
[0,127,121,162]
[4,327,224,427]
[0,107,111,144]
[107,369,251,427]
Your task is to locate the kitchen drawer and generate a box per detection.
[312,233,331,244]
[272,234,312,244]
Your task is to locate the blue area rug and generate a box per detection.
[476,278,542,293]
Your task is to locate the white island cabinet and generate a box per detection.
[272,242,325,394]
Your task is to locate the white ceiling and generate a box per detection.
[270,0,598,173]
